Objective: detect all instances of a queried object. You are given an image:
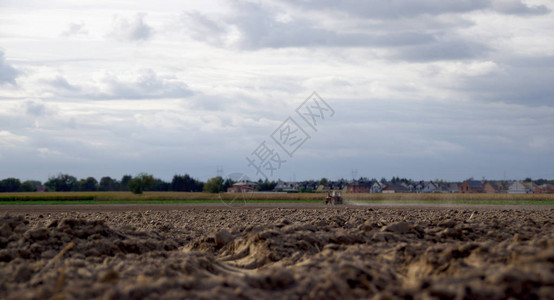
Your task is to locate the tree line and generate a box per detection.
[5,174,549,195]
[0,174,277,194]
[0,174,204,194]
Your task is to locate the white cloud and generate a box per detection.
[91,69,192,99]
[108,13,153,41]
[43,76,80,91]
[33,69,193,100]
[0,130,28,148]
[181,11,229,46]
[61,22,88,37]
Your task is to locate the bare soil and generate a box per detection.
[1,204,553,299]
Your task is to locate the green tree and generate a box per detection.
[149,178,171,191]
[223,178,234,191]
[128,173,155,194]
[120,175,132,191]
[45,174,77,192]
[535,178,554,185]
[98,177,120,191]
[320,178,329,186]
[171,174,204,192]
[203,176,225,193]
[19,180,41,192]
[299,186,314,193]
[0,178,21,192]
[258,179,277,191]
[77,177,98,191]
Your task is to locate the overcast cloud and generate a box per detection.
[0,0,553,182]
[0,50,19,85]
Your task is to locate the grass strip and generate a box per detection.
[1,199,553,205]
[0,192,553,205]
[0,199,324,205]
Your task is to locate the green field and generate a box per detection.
[0,192,553,205]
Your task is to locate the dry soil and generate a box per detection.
[1,204,553,299]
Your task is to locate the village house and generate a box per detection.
[370,181,384,193]
[521,181,538,193]
[423,181,438,193]
[413,181,437,193]
[227,181,258,193]
[306,181,321,190]
[329,181,346,191]
[413,181,425,193]
[437,182,460,193]
[345,181,372,193]
[535,184,554,194]
[382,182,410,193]
[317,181,345,192]
[273,180,299,192]
[405,182,417,193]
[459,180,485,193]
[506,181,536,194]
[483,181,506,193]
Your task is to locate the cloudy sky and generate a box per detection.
[1,0,553,183]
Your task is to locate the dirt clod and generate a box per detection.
[214,229,233,247]
[382,221,412,234]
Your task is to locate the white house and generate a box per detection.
[370,181,384,193]
[421,181,438,193]
[437,183,460,193]
[274,180,299,192]
[507,181,534,194]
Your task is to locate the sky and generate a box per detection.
[1,0,553,183]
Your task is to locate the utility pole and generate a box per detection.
[351,169,358,181]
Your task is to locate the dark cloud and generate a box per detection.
[24,100,47,116]
[184,2,438,50]
[392,37,490,61]
[182,0,548,60]
[279,0,490,19]
[0,50,19,85]
[234,17,437,49]
[279,0,549,18]
[491,0,550,15]
[109,13,152,41]
[181,1,493,62]
[457,56,554,106]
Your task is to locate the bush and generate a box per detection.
[0,178,21,192]
[203,176,225,193]
[45,174,77,192]
[128,173,155,194]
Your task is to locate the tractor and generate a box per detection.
[325,190,343,205]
